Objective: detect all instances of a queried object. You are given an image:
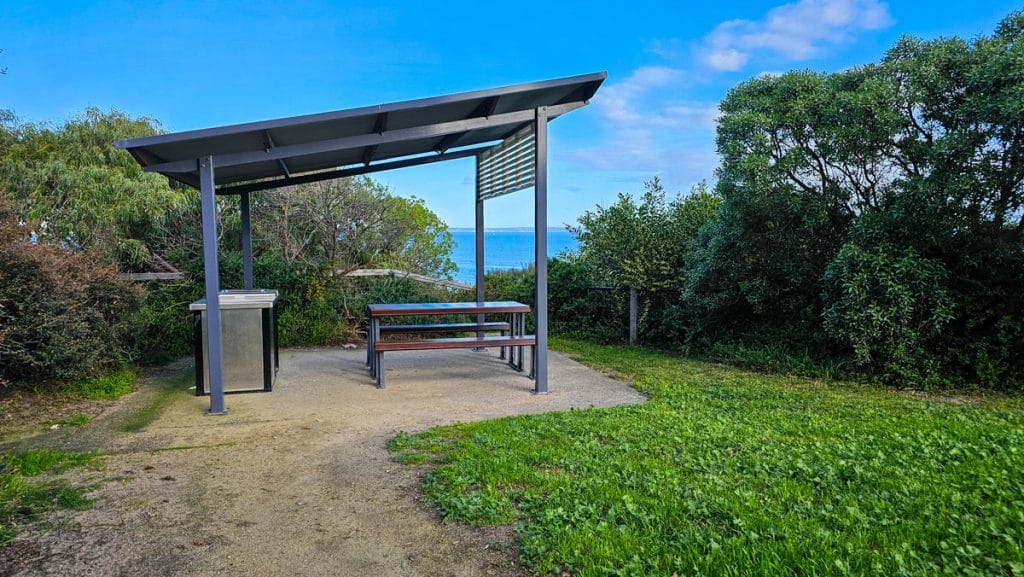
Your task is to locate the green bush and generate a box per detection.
[0,203,143,388]
[823,243,955,388]
[481,258,628,342]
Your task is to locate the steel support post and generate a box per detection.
[533,107,549,393]
[475,156,486,344]
[199,156,227,415]
[241,190,254,290]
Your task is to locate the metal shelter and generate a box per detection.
[116,71,606,414]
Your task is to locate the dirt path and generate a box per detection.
[1,347,644,577]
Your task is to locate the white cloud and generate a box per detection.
[595,66,682,123]
[563,67,720,186]
[699,0,893,71]
[558,0,892,192]
[704,48,748,72]
[593,67,718,131]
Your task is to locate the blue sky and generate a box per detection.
[2,1,1019,227]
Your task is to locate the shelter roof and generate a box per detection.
[116,72,606,192]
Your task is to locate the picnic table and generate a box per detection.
[366,301,535,388]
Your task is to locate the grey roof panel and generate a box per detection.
[117,72,605,189]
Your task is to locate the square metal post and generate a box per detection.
[475,155,486,340]
[199,156,227,415]
[241,190,254,290]
[533,107,549,393]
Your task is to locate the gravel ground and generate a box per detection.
[1,347,644,577]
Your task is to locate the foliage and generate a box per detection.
[0,108,187,268]
[0,106,459,371]
[570,180,720,345]
[700,341,854,382]
[572,178,719,293]
[823,243,954,387]
[0,450,97,546]
[482,258,628,342]
[44,414,91,428]
[391,338,1024,577]
[72,367,136,400]
[132,253,460,361]
[3,450,94,477]
[547,258,628,342]
[250,177,455,278]
[127,176,459,361]
[0,201,144,388]
[684,13,1024,388]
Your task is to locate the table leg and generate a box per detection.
[500,312,508,360]
[371,317,381,378]
[508,312,518,369]
[517,313,525,372]
[366,316,373,367]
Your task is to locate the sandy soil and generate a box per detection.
[0,347,644,577]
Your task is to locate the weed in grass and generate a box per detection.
[391,337,1024,577]
[0,450,98,546]
[72,368,136,400]
[392,452,427,465]
[44,414,91,428]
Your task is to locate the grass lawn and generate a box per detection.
[389,337,1024,577]
[0,450,97,545]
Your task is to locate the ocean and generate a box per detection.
[449,228,578,284]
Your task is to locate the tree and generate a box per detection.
[252,176,455,278]
[0,108,188,269]
[686,11,1024,387]
[0,200,143,386]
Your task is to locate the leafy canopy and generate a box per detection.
[0,108,187,268]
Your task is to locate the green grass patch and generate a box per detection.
[118,371,191,433]
[44,414,91,428]
[390,337,1024,576]
[0,450,98,546]
[72,367,136,400]
[4,450,94,476]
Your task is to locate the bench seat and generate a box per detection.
[375,335,535,351]
[372,335,536,387]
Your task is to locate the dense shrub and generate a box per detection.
[823,243,955,387]
[0,203,143,387]
[482,258,628,342]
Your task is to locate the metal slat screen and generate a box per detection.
[476,126,535,200]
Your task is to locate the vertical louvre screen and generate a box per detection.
[476,126,535,200]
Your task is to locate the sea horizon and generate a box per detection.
[449,228,578,284]
[448,226,572,232]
